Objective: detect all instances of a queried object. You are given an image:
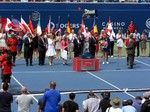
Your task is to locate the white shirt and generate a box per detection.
[83,97,100,112]
[106,107,123,112]
[133,33,140,42]
[68,33,76,43]
[82,31,91,41]
[16,94,33,112]
[109,32,116,41]
[0,33,7,47]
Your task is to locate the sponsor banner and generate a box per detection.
[0,3,150,34]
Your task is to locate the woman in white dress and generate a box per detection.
[46,33,56,65]
[0,29,7,48]
[116,29,124,58]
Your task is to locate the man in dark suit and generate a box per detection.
[126,33,135,69]
[78,29,85,55]
[24,32,33,66]
[89,33,97,57]
[73,34,81,57]
[38,33,47,65]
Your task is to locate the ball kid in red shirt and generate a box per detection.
[6,32,18,65]
[1,56,13,89]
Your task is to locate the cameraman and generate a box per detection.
[83,91,101,112]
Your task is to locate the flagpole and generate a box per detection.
[48,15,51,34]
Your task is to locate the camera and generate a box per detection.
[83,9,98,18]
[84,9,96,15]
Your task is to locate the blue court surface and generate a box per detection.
[5,57,150,112]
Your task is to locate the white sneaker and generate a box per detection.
[102,62,105,64]
[106,62,109,64]
[111,56,113,57]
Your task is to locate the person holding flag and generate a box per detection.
[108,29,115,57]
[92,17,100,57]
[105,18,116,58]
[78,29,85,55]
[6,31,18,65]
[66,15,74,59]
[89,32,97,57]
[82,27,91,53]
[38,31,47,66]
[68,29,76,59]
[24,32,33,66]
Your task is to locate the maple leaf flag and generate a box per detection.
[80,17,86,33]
[105,17,115,36]
[1,18,12,31]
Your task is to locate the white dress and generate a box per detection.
[0,33,7,48]
[46,38,56,57]
[116,34,124,47]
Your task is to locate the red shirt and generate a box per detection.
[125,38,136,47]
[61,40,69,50]
[0,53,8,63]
[2,61,13,75]
[128,23,135,33]
[6,37,18,52]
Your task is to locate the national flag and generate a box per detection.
[80,17,86,33]
[28,16,34,33]
[107,19,113,30]
[37,18,42,35]
[1,18,12,31]
[11,18,25,31]
[45,16,52,34]
[55,16,61,34]
[93,17,98,33]
[48,16,51,33]
[105,17,115,36]
[21,17,32,34]
[0,17,2,29]
[66,15,72,34]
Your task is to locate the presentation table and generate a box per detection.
[73,57,100,72]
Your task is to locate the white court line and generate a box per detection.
[13,71,76,74]
[86,71,135,98]
[135,59,150,67]
[11,76,38,102]
[12,68,150,74]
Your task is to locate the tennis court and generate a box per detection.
[7,56,150,112]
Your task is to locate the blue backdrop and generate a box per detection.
[0,3,150,34]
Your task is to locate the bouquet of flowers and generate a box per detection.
[100,40,108,48]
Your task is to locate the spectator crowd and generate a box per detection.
[0,20,150,111]
[0,81,150,112]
